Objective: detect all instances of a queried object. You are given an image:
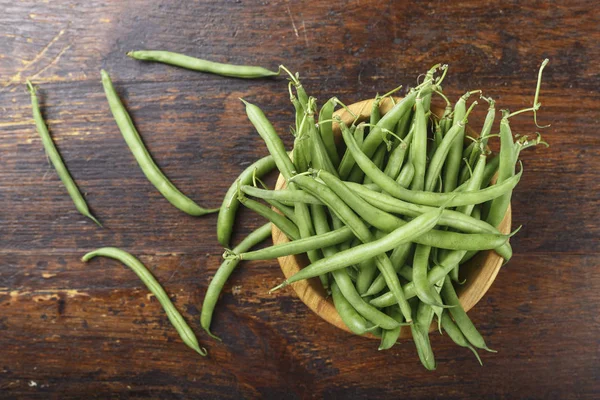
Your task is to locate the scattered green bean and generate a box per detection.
[27,81,101,226]
[82,247,206,355]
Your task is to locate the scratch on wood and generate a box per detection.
[285,6,299,38]
[28,45,72,81]
[2,29,67,88]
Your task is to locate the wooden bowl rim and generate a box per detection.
[273,96,512,339]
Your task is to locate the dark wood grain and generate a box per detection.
[1,0,599,398]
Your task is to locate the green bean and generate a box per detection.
[363,143,387,185]
[331,281,372,335]
[26,81,101,226]
[273,207,443,288]
[413,244,445,307]
[410,95,427,191]
[370,94,382,127]
[356,257,378,296]
[201,223,272,340]
[82,247,206,355]
[127,50,280,78]
[318,98,340,167]
[238,195,299,240]
[424,116,469,192]
[332,268,400,330]
[217,155,276,246]
[338,123,365,178]
[441,277,494,352]
[442,92,471,192]
[308,101,338,177]
[428,121,443,160]
[441,312,483,365]
[101,70,217,216]
[383,129,413,180]
[411,301,436,370]
[379,306,404,350]
[266,198,297,223]
[241,99,296,180]
[293,109,311,174]
[394,106,413,141]
[240,185,320,205]
[396,162,415,188]
[457,154,499,192]
[339,119,522,207]
[486,114,516,228]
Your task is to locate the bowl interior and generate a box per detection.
[273,97,512,339]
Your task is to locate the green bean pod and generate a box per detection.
[441,277,494,352]
[202,223,272,340]
[379,306,404,350]
[127,50,280,78]
[410,96,427,191]
[238,195,299,240]
[331,281,372,335]
[332,269,400,330]
[102,70,217,216]
[242,99,296,180]
[240,185,321,205]
[441,312,483,365]
[236,226,353,261]
[318,98,340,167]
[442,92,470,192]
[217,155,276,246]
[383,129,413,180]
[82,247,206,355]
[486,115,516,228]
[26,81,101,226]
[396,162,415,188]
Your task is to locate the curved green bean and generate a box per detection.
[441,277,494,352]
[127,50,280,78]
[201,223,272,340]
[331,281,372,335]
[441,312,482,365]
[101,70,217,216]
[240,185,321,205]
[241,99,295,180]
[332,268,400,330]
[217,155,276,246]
[379,306,404,350]
[318,98,340,167]
[27,81,101,226]
[82,247,206,355]
[238,195,299,240]
[410,95,427,191]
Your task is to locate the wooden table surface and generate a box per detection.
[1,1,599,398]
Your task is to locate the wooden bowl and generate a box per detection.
[272,97,512,339]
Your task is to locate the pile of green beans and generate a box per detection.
[205,59,549,369]
[26,47,548,366]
